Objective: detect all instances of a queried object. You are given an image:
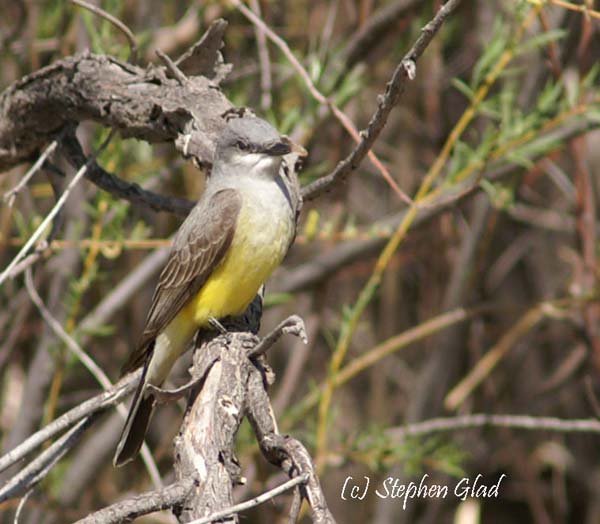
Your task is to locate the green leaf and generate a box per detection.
[516,29,566,54]
[79,323,115,338]
[505,151,535,169]
[451,78,475,102]
[537,80,564,115]
[472,25,508,87]
[264,292,294,307]
[582,63,600,90]
[512,133,561,160]
[587,111,600,124]
[480,180,515,209]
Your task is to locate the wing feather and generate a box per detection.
[121,188,241,374]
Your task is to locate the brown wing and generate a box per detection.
[121,188,241,374]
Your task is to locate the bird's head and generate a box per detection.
[214,116,298,177]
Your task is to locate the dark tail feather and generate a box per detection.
[113,365,155,467]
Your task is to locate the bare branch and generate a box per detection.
[59,133,195,217]
[13,488,33,524]
[387,414,600,441]
[249,315,307,358]
[25,268,112,390]
[249,0,273,111]
[187,474,309,524]
[72,479,194,524]
[69,0,138,64]
[156,49,188,85]
[301,0,462,201]
[0,374,138,475]
[232,0,413,204]
[0,417,95,503]
[0,47,232,171]
[3,140,58,207]
[0,132,112,287]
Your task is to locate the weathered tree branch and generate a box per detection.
[65,290,329,522]
[60,132,195,216]
[73,479,195,524]
[171,317,335,523]
[0,29,232,172]
[246,353,336,524]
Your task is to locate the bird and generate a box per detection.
[113,116,301,466]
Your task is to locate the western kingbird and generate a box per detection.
[113,116,299,466]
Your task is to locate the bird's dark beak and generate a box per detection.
[263,138,292,156]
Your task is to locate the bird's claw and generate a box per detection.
[208,316,228,334]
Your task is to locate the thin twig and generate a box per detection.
[301,0,462,201]
[232,0,413,204]
[249,315,308,358]
[387,413,600,440]
[73,479,194,524]
[60,134,195,217]
[0,417,94,503]
[444,297,593,411]
[288,486,303,524]
[249,0,272,110]
[0,374,138,474]
[69,0,138,63]
[3,140,58,207]
[25,268,112,390]
[0,162,87,287]
[186,474,309,524]
[23,268,162,488]
[13,488,33,524]
[531,0,600,21]
[314,0,464,468]
[146,356,219,404]
[156,49,188,85]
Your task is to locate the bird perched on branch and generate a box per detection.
[113,116,304,466]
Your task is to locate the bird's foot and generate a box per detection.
[208,316,228,334]
[208,316,235,347]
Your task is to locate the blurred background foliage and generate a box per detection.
[1,0,600,523]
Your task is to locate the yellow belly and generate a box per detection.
[179,206,291,327]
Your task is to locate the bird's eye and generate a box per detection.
[236,141,248,151]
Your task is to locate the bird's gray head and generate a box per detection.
[213,116,291,177]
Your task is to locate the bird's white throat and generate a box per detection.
[226,151,283,177]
